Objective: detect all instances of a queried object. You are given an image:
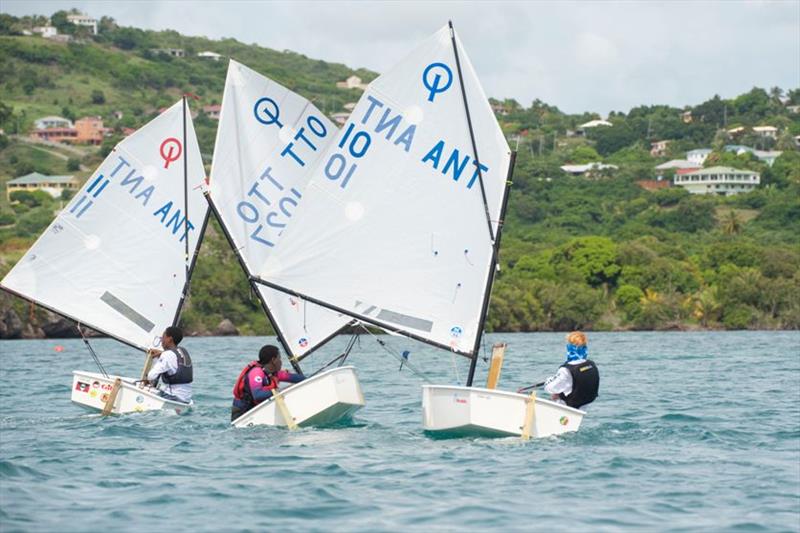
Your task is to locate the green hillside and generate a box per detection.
[1,10,798,338]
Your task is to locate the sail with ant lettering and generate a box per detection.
[207,60,351,358]
[252,25,512,355]
[1,100,209,351]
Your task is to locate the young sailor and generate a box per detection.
[543,331,599,409]
[231,345,305,421]
[143,326,193,403]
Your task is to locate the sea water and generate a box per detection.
[1,331,798,532]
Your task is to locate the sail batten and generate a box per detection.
[1,100,209,350]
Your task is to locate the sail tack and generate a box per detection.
[1,100,208,350]
[207,60,351,357]
[254,25,511,354]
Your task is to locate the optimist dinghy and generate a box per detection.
[207,61,363,428]
[72,371,191,415]
[236,22,584,439]
[231,366,363,428]
[1,98,209,416]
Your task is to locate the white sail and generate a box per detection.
[207,60,351,357]
[1,100,208,350]
[256,25,511,354]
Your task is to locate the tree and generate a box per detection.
[50,10,72,34]
[90,90,105,104]
[553,236,620,287]
[721,210,742,235]
[66,158,81,171]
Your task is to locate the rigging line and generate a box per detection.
[306,333,359,377]
[450,350,461,383]
[77,324,109,378]
[448,20,495,243]
[358,324,431,383]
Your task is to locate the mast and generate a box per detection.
[465,152,516,386]
[183,95,189,292]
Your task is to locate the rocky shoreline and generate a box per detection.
[0,309,242,340]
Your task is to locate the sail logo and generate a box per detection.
[159,138,182,169]
[70,173,110,219]
[422,62,453,102]
[450,326,463,338]
[298,338,309,348]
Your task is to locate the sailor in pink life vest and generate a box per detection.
[142,326,193,403]
[543,331,599,410]
[231,344,305,421]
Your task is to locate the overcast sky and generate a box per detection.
[3,1,799,115]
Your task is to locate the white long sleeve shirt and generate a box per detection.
[544,359,586,408]
[147,349,192,403]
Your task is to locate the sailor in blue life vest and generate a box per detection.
[543,331,599,409]
[231,345,305,422]
[142,326,193,403]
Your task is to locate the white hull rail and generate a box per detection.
[231,366,364,429]
[422,385,585,439]
[71,371,192,415]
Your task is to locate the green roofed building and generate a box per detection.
[6,172,79,201]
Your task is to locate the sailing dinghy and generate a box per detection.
[243,23,583,439]
[207,60,364,428]
[1,98,209,415]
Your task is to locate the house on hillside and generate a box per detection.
[203,105,222,120]
[152,48,185,58]
[560,162,618,177]
[681,110,693,123]
[35,116,73,130]
[32,26,58,38]
[673,166,760,196]
[67,12,98,35]
[491,102,510,116]
[6,172,79,201]
[787,105,800,114]
[686,148,712,166]
[724,145,782,166]
[343,102,357,111]
[331,112,350,126]
[650,140,670,157]
[74,116,105,144]
[655,159,698,171]
[197,51,223,61]
[752,125,778,139]
[336,75,368,91]
[578,119,612,129]
[32,127,77,143]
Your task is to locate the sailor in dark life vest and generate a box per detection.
[143,326,193,403]
[543,331,599,410]
[231,345,305,422]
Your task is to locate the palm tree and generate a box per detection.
[722,210,742,235]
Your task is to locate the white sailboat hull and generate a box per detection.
[71,371,192,415]
[422,385,585,438]
[231,366,364,429]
